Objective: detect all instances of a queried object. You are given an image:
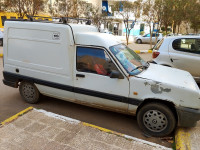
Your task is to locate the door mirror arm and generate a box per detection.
[110,70,124,79]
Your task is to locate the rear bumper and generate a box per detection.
[3,79,18,88]
[3,72,19,88]
[176,106,200,127]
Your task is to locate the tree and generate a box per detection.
[49,0,73,19]
[142,0,158,48]
[3,0,48,17]
[112,0,142,45]
[187,0,200,33]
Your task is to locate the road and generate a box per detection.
[0,46,172,147]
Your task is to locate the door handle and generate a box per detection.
[76,74,85,78]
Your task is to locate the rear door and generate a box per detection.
[74,46,129,111]
[169,38,200,77]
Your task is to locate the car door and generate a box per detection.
[74,46,129,111]
[142,34,150,43]
[169,38,200,77]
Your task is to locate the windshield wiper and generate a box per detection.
[131,64,148,72]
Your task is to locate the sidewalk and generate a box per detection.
[0,107,170,150]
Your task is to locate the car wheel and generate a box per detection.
[137,103,176,137]
[137,39,142,44]
[0,39,3,46]
[19,81,40,104]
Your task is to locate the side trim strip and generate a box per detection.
[3,71,143,106]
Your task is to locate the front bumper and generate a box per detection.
[176,106,200,127]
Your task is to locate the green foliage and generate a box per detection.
[2,0,48,17]
[140,31,145,35]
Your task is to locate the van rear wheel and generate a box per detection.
[19,81,40,104]
[137,103,176,137]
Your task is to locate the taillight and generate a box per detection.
[152,51,160,58]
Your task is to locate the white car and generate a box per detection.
[3,21,200,137]
[0,30,3,46]
[152,36,200,82]
[134,33,163,44]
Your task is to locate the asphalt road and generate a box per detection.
[0,47,172,147]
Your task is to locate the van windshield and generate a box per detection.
[109,44,148,75]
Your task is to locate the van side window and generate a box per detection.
[76,47,118,76]
[172,38,200,54]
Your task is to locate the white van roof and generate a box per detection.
[75,32,122,48]
[4,21,122,47]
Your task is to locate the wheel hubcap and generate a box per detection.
[143,110,168,132]
[22,83,36,101]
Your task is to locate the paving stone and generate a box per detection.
[54,130,77,144]
[64,145,77,150]
[11,131,33,145]
[21,135,49,150]
[89,140,112,150]
[0,124,20,142]
[42,141,67,150]
[25,110,46,121]
[12,117,32,129]
[24,122,47,133]
[39,126,64,140]
[39,116,61,125]
[67,134,91,149]
[0,142,23,150]
[94,130,109,143]
[104,133,119,145]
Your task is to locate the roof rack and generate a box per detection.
[26,15,92,25]
[6,15,92,25]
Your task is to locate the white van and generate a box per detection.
[3,20,200,137]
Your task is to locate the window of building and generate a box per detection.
[172,38,200,54]
[76,47,118,76]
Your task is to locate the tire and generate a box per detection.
[19,81,40,104]
[137,39,142,44]
[137,103,176,137]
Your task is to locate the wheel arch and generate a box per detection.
[136,98,178,121]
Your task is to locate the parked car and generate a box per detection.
[0,30,3,46]
[152,36,200,82]
[3,21,200,137]
[134,33,163,44]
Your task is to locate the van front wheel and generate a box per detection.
[19,81,40,104]
[137,103,176,137]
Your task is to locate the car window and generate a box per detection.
[144,34,150,37]
[172,38,200,54]
[76,47,118,76]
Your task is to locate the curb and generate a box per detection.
[175,128,191,150]
[134,50,152,54]
[0,107,33,126]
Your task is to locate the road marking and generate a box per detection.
[175,128,191,150]
[0,107,33,126]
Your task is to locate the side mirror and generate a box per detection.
[110,70,124,79]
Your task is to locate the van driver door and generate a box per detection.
[74,46,129,111]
